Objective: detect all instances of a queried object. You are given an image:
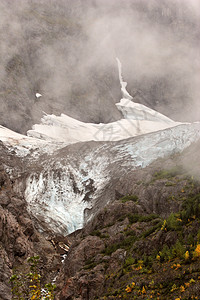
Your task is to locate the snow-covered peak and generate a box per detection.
[26,109,181,145]
[0,58,184,155]
[25,59,182,146]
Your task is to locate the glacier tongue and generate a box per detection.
[24,123,200,235]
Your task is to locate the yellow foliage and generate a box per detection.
[131,282,135,288]
[184,282,190,288]
[135,265,142,270]
[161,220,167,231]
[180,285,185,292]
[171,284,177,292]
[171,263,181,270]
[141,286,146,294]
[184,251,189,261]
[194,244,200,257]
[125,286,132,293]
[31,295,39,300]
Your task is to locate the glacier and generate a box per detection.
[0,59,200,235]
[24,122,200,235]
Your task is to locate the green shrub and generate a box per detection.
[171,240,185,259]
[187,233,195,246]
[142,222,162,238]
[153,166,184,180]
[159,244,171,262]
[84,262,97,270]
[120,235,137,249]
[102,244,119,256]
[127,213,159,224]
[139,214,159,222]
[120,195,138,203]
[102,234,137,256]
[128,214,140,224]
[125,230,136,237]
[166,213,181,231]
[91,230,109,239]
[124,256,135,267]
[180,193,200,223]
[117,215,127,222]
[143,254,153,268]
[91,230,101,237]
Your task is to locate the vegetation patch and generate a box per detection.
[128,213,160,224]
[120,195,138,203]
[153,166,185,180]
[142,221,162,238]
[10,256,56,299]
[91,229,109,239]
[84,258,98,270]
[99,182,200,299]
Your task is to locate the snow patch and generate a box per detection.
[36,93,42,98]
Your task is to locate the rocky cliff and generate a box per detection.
[0,142,67,300]
[57,140,200,299]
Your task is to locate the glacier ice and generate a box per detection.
[24,123,200,235]
[0,59,200,235]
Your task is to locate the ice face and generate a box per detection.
[24,123,200,235]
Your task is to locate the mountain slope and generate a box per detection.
[1,56,199,237]
[1,116,200,299]
[24,122,200,235]
[56,140,200,299]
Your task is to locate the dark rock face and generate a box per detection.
[0,151,63,300]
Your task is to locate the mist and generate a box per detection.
[0,0,200,133]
